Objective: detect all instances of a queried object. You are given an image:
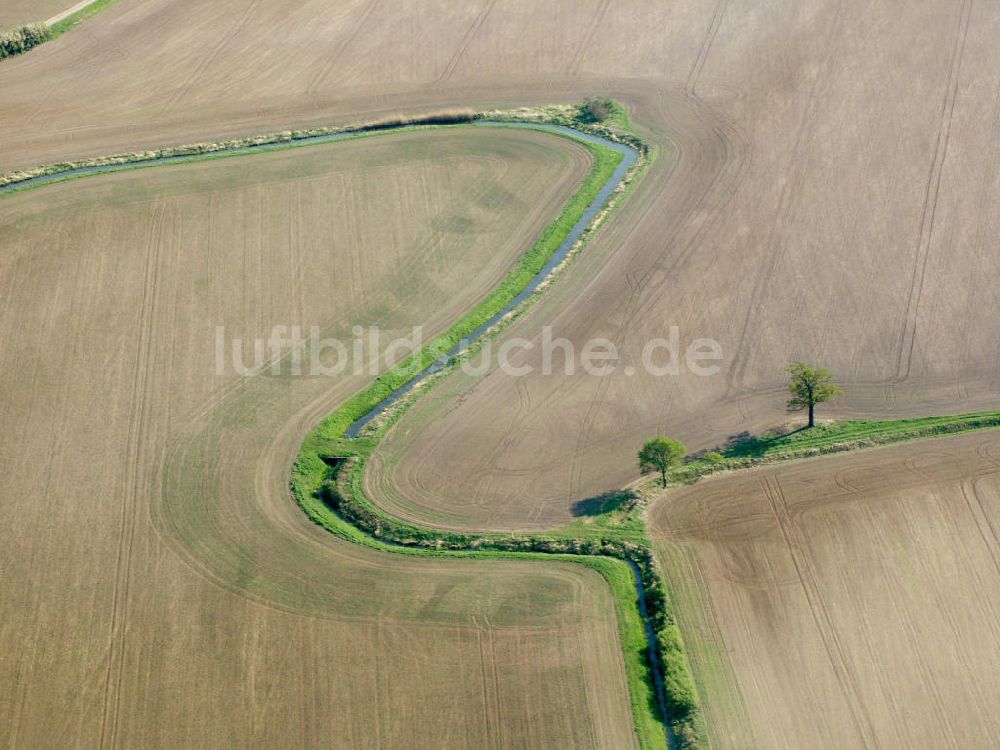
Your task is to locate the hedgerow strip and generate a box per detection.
[0,112,478,190]
[666,411,1000,487]
[0,23,49,59]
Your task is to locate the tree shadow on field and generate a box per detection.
[720,425,810,458]
[571,490,639,518]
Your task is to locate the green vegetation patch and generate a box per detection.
[0,23,49,59]
[589,556,670,750]
[577,97,633,130]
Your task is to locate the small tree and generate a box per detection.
[579,97,614,123]
[638,437,687,487]
[786,361,842,428]
[703,450,725,467]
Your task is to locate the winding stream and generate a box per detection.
[346,122,638,437]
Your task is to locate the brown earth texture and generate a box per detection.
[650,431,1000,749]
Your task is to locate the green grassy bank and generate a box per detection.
[671,411,1000,485]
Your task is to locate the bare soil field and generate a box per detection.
[3,0,1000,746]
[0,129,639,748]
[648,430,1000,749]
[0,1,68,28]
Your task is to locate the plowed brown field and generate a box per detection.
[649,431,1000,749]
[0,1,68,28]
[0,128,639,748]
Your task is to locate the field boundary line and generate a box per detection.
[0,111,482,192]
[654,412,1000,493]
